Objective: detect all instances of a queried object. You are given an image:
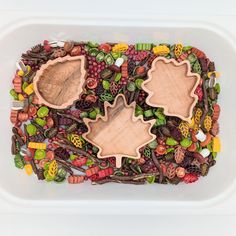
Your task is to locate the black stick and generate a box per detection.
[92,178,146,185]
[151,150,163,183]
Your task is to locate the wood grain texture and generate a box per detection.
[83,94,156,167]
[142,57,200,122]
[33,55,86,109]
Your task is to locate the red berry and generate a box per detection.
[182,173,198,184]
[44,44,51,52]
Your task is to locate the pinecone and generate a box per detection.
[78,123,88,133]
[31,44,43,53]
[58,117,73,125]
[37,168,45,180]
[109,81,119,96]
[54,147,70,160]
[166,163,176,179]
[128,60,136,76]
[180,155,194,168]
[95,83,104,96]
[185,165,201,175]
[75,100,94,111]
[174,146,185,164]
[200,163,209,176]
[29,133,45,142]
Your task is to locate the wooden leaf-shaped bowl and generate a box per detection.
[142,57,200,122]
[82,94,156,168]
[33,55,86,109]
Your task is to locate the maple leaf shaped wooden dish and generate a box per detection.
[82,94,156,168]
[33,55,86,109]
[142,57,200,122]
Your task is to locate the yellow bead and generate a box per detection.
[152,45,170,55]
[48,160,58,177]
[212,137,221,152]
[24,164,33,175]
[189,118,195,128]
[112,43,129,53]
[207,71,220,79]
[17,70,24,77]
[18,94,25,101]
[24,83,34,95]
[28,142,47,150]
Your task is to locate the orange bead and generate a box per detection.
[191,130,198,143]
[200,133,212,147]
[18,112,29,122]
[155,145,166,155]
[28,105,37,117]
[46,151,54,161]
[187,143,197,152]
[46,116,54,128]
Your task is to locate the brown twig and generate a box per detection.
[57,112,83,123]
[55,157,85,173]
[151,150,163,183]
[111,172,159,181]
[53,141,96,160]
[92,178,146,185]
[200,75,209,126]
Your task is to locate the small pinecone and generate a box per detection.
[181,155,194,168]
[29,133,45,142]
[54,147,70,160]
[174,146,185,164]
[110,81,119,96]
[141,160,154,173]
[128,60,136,75]
[164,153,174,162]
[166,163,176,179]
[170,127,182,142]
[200,163,209,176]
[185,165,201,175]
[169,176,181,185]
[75,100,94,111]
[31,44,43,53]
[78,123,88,133]
[95,83,104,96]
[59,117,73,125]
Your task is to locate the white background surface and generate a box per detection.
[0,0,236,235]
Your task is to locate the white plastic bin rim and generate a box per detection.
[0,17,235,210]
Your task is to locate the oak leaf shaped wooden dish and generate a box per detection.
[142,57,200,122]
[82,94,156,168]
[33,55,86,109]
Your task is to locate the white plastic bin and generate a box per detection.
[0,18,235,209]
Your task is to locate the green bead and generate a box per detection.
[104,54,115,66]
[143,147,151,158]
[166,147,174,153]
[144,109,153,118]
[89,110,97,119]
[114,73,122,82]
[215,83,220,94]
[92,146,99,153]
[166,137,178,146]
[147,175,155,184]
[135,79,144,89]
[96,52,105,62]
[154,109,165,120]
[37,106,49,118]
[180,138,192,148]
[70,154,77,161]
[14,154,24,169]
[127,82,136,92]
[44,162,50,170]
[80,111,88,118]
[183,46,192,51]
[100,93,114,102]
[89,48,99,56]
[102,80,110,90]
[154,118,166,127]
[34,149,46,160]
[35,118,46,126]
[111,52,121,59]
[22,81,29,91]
[148,140,158,149]
[54,176,65,183]
[188,53,197,63]
[86,158,94,167]
[57,168,67,178]
[135,104,143,116]
[87,41,99,48]
[193,61,202,74]
[10,89,18,100]
[26,124,37,136]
